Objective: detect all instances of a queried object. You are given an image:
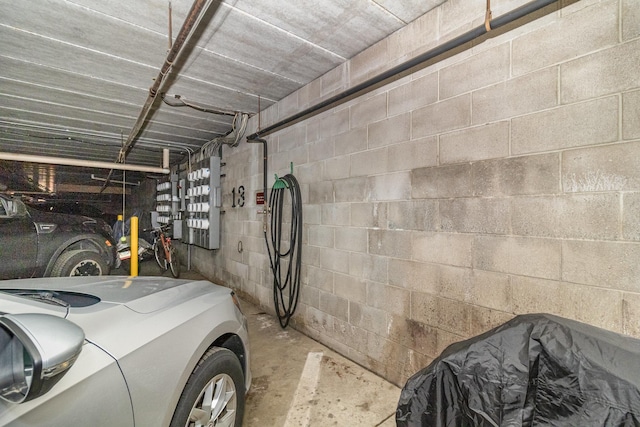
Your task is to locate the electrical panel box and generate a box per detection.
[155,179,173,225]
[179,178,187,212]
[155,173,182,239]
[186,156,221,249]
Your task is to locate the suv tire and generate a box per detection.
[51,249,108,276]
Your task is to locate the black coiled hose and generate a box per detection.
[266,174,302,328]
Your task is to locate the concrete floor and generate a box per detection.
[118,261,401,426]
[243,301,399,427]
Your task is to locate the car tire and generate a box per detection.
[170,347,245,427]
[51,250,108,277]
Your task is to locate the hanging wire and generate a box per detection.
[121,131,126,224]
[485,0,493,31]
[199,112,249,159]
[161,93,238,116]
[265,173,303,328]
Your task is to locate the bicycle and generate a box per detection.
[151,224,181,278]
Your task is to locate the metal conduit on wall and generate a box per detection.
[246,0,559,142]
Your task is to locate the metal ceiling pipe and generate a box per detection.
[91,174,140,186]
[162,148,170,169]
[118,0,218,162]
[0,152,170,174]
[246,0,558,141]
[100,0,217,192]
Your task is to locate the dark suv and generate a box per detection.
[24,199,115,239]
[0,194,116,279]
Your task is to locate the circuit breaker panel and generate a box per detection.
[155,177,173,225]
[154,173,183,239]
[186,156,221,249]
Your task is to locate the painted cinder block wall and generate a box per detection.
[191,0,640,386]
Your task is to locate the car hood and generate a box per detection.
[27,204,114,238]
[27,207,94,226]
[0,276,231,316]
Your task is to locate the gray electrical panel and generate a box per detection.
[154,173,182,239]
[186,156,221,249]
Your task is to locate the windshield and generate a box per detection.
[0,290,100,308]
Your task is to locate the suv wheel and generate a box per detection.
[51,250,108,276]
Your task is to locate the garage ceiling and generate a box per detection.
[0,0,445,194]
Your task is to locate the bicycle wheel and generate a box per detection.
[168,246,181,278]
[154,240,167,270]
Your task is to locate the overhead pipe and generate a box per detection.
[162,148,170,169]
[117,0,218,162]
[0,152,170,174]
[100,0,218,192]
[90,174,140,186]
[168,1,173,50]
[246,0,558,141]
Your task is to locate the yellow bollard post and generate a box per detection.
[130,216,139,277]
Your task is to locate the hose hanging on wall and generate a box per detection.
[266,172,302,328]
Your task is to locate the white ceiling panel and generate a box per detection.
[0,0,444,193]
[0,59,149,105]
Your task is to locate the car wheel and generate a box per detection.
[170,347,245,427]
[51,250,108,276]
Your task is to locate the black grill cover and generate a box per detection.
[396,314,640,427]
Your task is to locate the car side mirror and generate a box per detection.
[0,314,84,404]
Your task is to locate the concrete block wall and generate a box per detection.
[194,0,640,386]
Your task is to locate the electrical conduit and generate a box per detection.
[245,0,559,141]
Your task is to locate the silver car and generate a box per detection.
[0,276,251,426]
